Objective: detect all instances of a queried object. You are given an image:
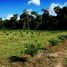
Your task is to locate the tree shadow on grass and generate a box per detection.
[9,56,27,63]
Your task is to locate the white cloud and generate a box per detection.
[6,14,20,20]
[2,18,5,20]
[28,0,40,6]
[60,2,67,8]
[25,9,36,18]
[23,9,36,19]
[17,16,20,20]
[6,14,13,20]
[26,9,32,15]
[48,2,67,16]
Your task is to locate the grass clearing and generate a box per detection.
[0,30,67,66]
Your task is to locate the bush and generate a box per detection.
[23,43,43,56]
[49,38,59,46]
[63,35,67,39]
[58,35,67,41]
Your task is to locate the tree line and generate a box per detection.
[0,6,67,30]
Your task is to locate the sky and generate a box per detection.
[0,0,67,19]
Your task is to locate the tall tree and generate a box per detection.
[0,18,3,29]
[41,9,50,29]
[9,14,18,29]
[20,9,30,29]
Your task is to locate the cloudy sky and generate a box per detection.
[0,0,67,19]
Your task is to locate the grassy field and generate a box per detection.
[0,30,67,67]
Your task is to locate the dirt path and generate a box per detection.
[55,63,63,67]
[54,51,67,67]
[43,40,67,67]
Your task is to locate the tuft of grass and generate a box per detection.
[63,58,67,67]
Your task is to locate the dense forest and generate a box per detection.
[0,6,67,30]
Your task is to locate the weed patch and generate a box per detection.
[22,43,43,56]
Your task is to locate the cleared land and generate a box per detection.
[0,30,67,67]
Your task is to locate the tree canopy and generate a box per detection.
[0,6,67,30]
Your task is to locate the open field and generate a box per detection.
[0,30,67,67]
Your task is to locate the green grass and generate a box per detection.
[63,58,67,67]
[0,30,67,62]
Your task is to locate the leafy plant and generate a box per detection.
[49,38,59,46]
[23,43,43,56]
[58,35,67,41]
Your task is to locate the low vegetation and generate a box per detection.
[64,58,67,67]
[58,35,67,41]
[0,30,66,67]
[22,43,43,56]
[49,38,59,46]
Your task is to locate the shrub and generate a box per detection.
[23,43,43,56]
[58,35,67,41]
[49,38,59,46]
[63,35,67,39]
